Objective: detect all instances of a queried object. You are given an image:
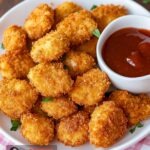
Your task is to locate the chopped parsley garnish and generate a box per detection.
[42,97,53,102]
[10,120,21,131]
[129,122,144,134]
[0,43,4,49]
[143,0,150,4]
[92,29,101,38]
[91,5,97,10]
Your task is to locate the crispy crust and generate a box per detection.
[63,51,96,77]
[70,68,110,106]
[3,25,27,51]
[92,5,128,31]
[21,113,54,145]
[57,10,97,45]
[28,63,73,97]
[89,101,128,148]
[24,3,54,40]
[41,96,78,119]
[56,111,89,146]
[109,90,150,126]
[0,79,38,119]
[0,50,35,79]
[31,31,70,63]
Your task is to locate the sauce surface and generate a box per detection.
[102,28,150,77]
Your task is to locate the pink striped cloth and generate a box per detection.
[0,132,150,150]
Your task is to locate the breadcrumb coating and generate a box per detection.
[24,3,54,40]
[70,68,110,106]
[57,10,97,45]
[89,101,128,148]
[55,2,82,24]
[57,111,89,146]
[63,51,95,77]
[21,113,54,145]
[92,5,128,31]
[0,50,35,79]
[0,79,38,119]
[3,25,27,51]
[109,90,150,126]
[31,31,70,63]
[41,96,77,119]
[28,63,73,97]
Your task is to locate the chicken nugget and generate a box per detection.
[0,79,38,119]
[41,96,77,119]
[57,10,97,45]
[21,113,54,145]
[109,90,150,126]
[63,51,95,77]
[92,5,128,31]
[74,37,97,58]
[55,2,82,24]
[0,50,35,79]
[57,111,89,146]
[31,31,70,63]
[89,101,128,148]
[24,3,54,40]
[28,63,73,97]
[3,25,27,51]
[70,68,110,106]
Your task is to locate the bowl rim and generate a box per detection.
[96,15,150,81]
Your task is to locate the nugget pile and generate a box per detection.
[0,2,150,148]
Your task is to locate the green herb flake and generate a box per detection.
[10,120,21,131]
[129,122,144,134]
[129,127,136,134]
[92,29,101,38]
[143,0,150,4]
[91,5,97,10]
[0,43,4,49]
[136,122,144,128]
[42,97,53,102]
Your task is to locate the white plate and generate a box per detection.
[0,0,150,150]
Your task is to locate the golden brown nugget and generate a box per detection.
[21,113,54,145]
[41,96,77,119]
[74,37,98,58]
[57,10,97,45]
[55,2,82,24]
[0,79,38,119]
[63,51,95,77]
[89,101,128,148]
[3,25,27,51]
[24,3,54,40]
[28,63,73,97]
[70,68,110,106]
[0,50,35,79]
[92,5,127,31]
[57,111,89,146]
[31,31,70,63]
[109,90,150,126]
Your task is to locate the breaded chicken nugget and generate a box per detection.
[74,37,97,58]
[89,101,128,148]
[24,3,54,40]
[57,111,89,146]
[57,10,97,45]
[55,2,82,24]
[21,113,54,145]
[92,5,128,31]
[109,90,150,126]
[28,63,73,97]
[0,50,35,79]
[3,25,27,51]
[70,68,110,106]
[0,79,38,119]
[41,96,77,119]
[63,51,95,77]
[31,31,70,63]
